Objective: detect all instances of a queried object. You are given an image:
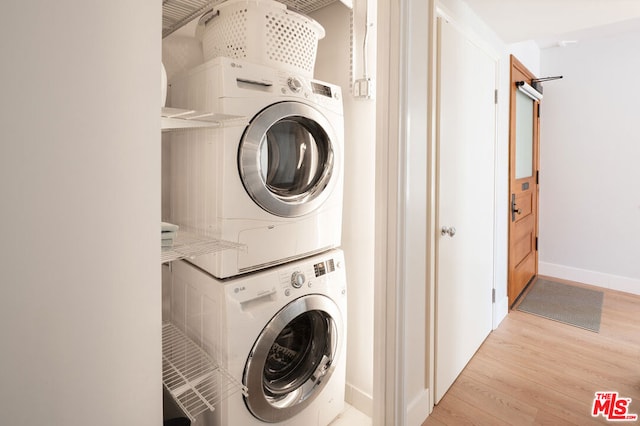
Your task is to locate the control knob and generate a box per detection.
[291,271,306,288]
[287,77,303,93]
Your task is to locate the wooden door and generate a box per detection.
[508,55,540,307]
[435,17,496,403]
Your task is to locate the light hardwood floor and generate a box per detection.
[424,277,640,425]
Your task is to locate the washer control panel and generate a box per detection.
[281,254,343,297]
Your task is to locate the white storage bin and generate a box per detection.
[199,0,325,77]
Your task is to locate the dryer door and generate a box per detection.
[238,101,341,218]
[243,294,344,422]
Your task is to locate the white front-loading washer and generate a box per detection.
[169,249,347,426]
[166,57,344,279]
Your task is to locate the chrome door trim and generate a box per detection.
[238,101,341,218]
[243,294,344,422]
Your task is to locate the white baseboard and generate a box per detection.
[539,262,640,296]
[493,296,508,329]
[345,382,373,419]
[406,388,430,426]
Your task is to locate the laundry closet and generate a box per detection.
[160,0,376,424]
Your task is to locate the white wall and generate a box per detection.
[0,2,162,425]
[508,40,541,76]
[313,0,377,417]
[539,33,640,294]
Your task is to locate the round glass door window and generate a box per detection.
[239,102,340,217]
[243,295,343,422]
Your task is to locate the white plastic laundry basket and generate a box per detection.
[199,0,325,77]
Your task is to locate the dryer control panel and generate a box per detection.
[276,69,342,108]
[310,81,334,98]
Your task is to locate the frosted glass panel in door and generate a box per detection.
[515,90,534,179]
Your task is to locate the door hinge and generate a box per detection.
[535,237,539,251]
[536,170,539,185]
[494,89,498,105]
[492,288,496,303]
[537,103,541,118]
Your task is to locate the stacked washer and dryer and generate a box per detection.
[164,1,347,425]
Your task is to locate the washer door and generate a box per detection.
[238,101,340,218]
[243,294,343,422]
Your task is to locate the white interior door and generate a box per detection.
[435,17,496,403]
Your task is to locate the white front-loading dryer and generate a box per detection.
[166,57,344,279]
[169,249,347,425]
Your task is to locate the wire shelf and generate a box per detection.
[282,0,342,14]
[162,0,348,38]
[162,323,248,422]
[161,107,247,131]
[161,227,245,264]
[163,0,223,39]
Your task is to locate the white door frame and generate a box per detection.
[373,0,403,423]
[374,0,432,424]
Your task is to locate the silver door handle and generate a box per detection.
[441,226,456,237]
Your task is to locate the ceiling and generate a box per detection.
[462,0,640,47]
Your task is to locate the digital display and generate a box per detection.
[314,259,336,277]
[326,259,335,273]
[311,82,332,98]
[314,262,326,277]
